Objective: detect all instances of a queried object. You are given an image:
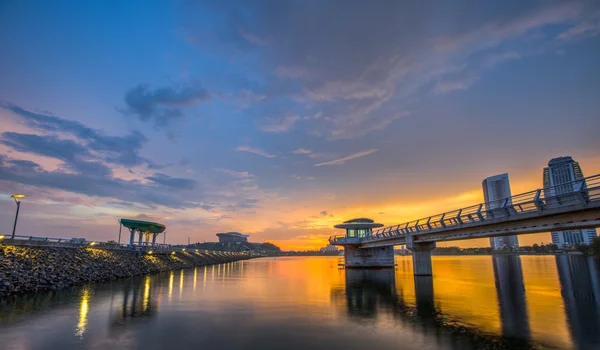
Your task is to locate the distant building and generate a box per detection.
[320,244,338,253]
[216,232,249,243]
[543,156,597,247]
[482,173,519,249]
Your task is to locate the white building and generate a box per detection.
[320,244,338,253]
[543,156,597,247]
[482,173,519,249]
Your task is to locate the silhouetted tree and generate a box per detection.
[574,243,590,254]
[590,237,600,255]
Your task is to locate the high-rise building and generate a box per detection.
[482,173,519,249]
[543,156,597,247]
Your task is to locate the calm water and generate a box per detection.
[1,255,600,349]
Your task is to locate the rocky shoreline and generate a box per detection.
[0,245,253,297]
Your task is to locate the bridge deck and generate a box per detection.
[330,174,600,248]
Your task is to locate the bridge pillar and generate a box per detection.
[407,240,436,276]
[343,245,395,268]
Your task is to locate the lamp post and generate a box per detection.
[11,194,26,239]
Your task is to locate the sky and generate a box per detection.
[0,0,599,250]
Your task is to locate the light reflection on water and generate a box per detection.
[0,255,599,349]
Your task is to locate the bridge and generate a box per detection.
[329,174,600,275]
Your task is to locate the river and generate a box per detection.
[1,255,599,349]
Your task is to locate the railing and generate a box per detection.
[1,234,255,255]
[330,174,600,245]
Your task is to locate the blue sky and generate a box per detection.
[1,0,599,249]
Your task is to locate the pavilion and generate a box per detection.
[119,218,166,247]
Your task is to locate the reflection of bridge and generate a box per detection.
[330,175,600,275]
[334,255,600,349]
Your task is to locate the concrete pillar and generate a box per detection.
[343,245,394,268]
[129,229,135,246]
[138,231,143,245]
[407,240,436,276]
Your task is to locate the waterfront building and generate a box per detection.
[216,232,249,243]
[333,218,390,267]
[543,156,597,247]
[482,173,519,249]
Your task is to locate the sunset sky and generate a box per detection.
[1,1,599,250]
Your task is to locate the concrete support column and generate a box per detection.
[407,238,436,276]
[138,231,143,245]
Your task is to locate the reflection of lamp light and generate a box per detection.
[10,194,26,239]
[0,234,5,240]
[143,276,150,312]
[76,289,90,337]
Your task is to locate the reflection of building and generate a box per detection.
[543,157,597,247]
[555,255,600,348]
[216,232,249,243]
[482,174,519,249]
[492,255,530,340]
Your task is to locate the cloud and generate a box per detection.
[240,28,269,46]
[236,145,276,158]
[260,115,300,132]
[185,1,599,140]
[2,103,151,168]
[121,82,210,127]
[0,103,202,208]
[0,154,195,209]
[213,168,256,179]
[145,173,196,190]
[314,149,378,167]
[292,148,312,155]
[557,21,600,40]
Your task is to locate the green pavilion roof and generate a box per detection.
[120,218,166,233]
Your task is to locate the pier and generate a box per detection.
[330,174,600,275]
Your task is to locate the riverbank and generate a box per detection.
[0,245,253,297]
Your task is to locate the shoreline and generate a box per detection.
[0,244,254,298]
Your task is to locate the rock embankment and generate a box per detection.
[0,245,252,297]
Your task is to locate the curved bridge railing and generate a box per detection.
[330,174,600,245]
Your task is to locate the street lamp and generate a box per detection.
[11,194,26,239]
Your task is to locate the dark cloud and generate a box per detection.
[122,82,210,127]
[1,103,152,168]
[0,103,202,208]
[146,173,196,190]
[1,132,88,162]
[0,154,197,209]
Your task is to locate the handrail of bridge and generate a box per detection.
[329,174,600,245]
[2,234,254,255]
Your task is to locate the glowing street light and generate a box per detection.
[11,194,26,239]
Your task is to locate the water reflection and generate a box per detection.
[108,276,159,333]
[1,257,599,350]
[75,287,90,337]
[492,255,530,341]
[556,255,600,348]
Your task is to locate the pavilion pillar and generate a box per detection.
[138,231,143,245]
[129,228,136,246]
[407,237,436,276]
